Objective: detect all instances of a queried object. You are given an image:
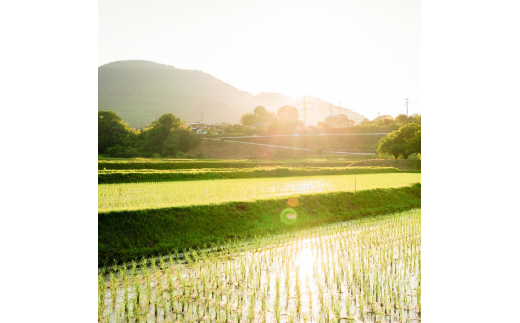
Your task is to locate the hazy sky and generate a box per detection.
[99,0,420,120]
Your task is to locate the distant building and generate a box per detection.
[188,122,207,132]
[323,114,355,128]
[207,123,223,130]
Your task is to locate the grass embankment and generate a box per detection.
[349,158,421,171]
[98,183,421,266]
[98,157,381,170]
[98,173,421,212]
[98,166,402,184]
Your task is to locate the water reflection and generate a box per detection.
[100,210,421,323]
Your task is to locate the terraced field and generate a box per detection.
[98,173,421,212]
[98,158,421,322]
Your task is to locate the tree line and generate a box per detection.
[238,105,305,135]
[377,122,421,159]
[98,111,199,158]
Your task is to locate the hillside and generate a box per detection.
[98,60,366,127]
[99,60,249,127]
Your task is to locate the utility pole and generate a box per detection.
[378,111,381,133]
[199,114,203,124]
[405,97,409,116]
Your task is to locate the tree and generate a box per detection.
[240,113,258,126]
[138,114,183,153]
[174,128,199,153]
[136,113,197,157]
[266,111,278,124]
[162,132,179,157]
[377,132,403,159]
[98,110,138,154]
[396,114,408,124]
[253,106,268,121]
[377,123,421,159]
[408,128,421,156]
[276,105,299,123]
[408,114,421,124]
[160,128,199,157]
[223,124,234,133]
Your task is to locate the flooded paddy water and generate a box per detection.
[99,209,421,322]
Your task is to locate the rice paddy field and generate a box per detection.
[98,158,421,322]
[98,209,420,323]
[98,173,421,212]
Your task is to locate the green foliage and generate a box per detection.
[377,132,402,159]
[176,151,186,158]
[377,123,421,159]
[98,184,421,265]
[253,106,268,121]
[395,113,408,124]
[240,113,258,126]
[276,105,299,123]
[348,159,421,171]
[175,128,199,152]
[356,113,421,132]
[98,158,388,170]
[161,132,179,157]
[105,144,140,158]
[315,146,325,155]
[98,111,138,154]
[223,124,235,133]
[135,113,199,157]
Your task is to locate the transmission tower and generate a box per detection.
[405,98,409,116]
[329,104,333,130]
[296,95,313,129]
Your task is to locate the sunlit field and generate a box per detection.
[98,173,421,212]
[99,209,421,323]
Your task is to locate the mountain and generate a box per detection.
[98,60,366,127]
[99,60,249,127]
[239,90,254,100]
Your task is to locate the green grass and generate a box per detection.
[98,166,403,184]
[349,158,421,170]
[98,183,420,266]
[98,173,421,212]
[97,156,390,170]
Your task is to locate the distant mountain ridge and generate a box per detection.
[98,60,366,127]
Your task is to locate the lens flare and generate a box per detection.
[280,208,298,224]
[287,198,299,207]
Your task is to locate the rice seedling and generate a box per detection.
[98,173,421,211]
[98,209,421,323]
